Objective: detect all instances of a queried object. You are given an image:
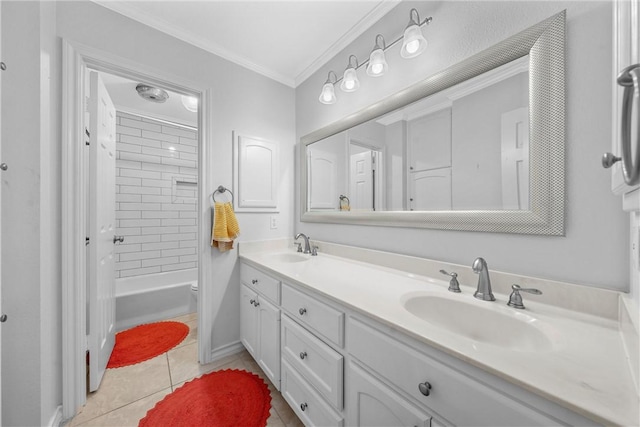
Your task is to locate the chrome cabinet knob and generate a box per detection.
[0,163,7,171]
[299,351,307,360]
[299,308,307,315]
[300,403,308,411]
[602,152,622,168]
[418,381,432,396]
[0,314,7,322]
[252,279,258,284]
[249,299,255,305]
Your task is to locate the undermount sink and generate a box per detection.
[265,252,310,263]
[402,294,556,352]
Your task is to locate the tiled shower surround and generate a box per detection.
[115,112,198,278]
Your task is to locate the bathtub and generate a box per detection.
[115,268,197,332]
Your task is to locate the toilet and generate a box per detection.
[189,282,198,312]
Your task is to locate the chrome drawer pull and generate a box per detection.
[252,279,258,284]
[418,381,432,396]
[300,402,308,411]
[299,351,307,360]
[299,308,307,315]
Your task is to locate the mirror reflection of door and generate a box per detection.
[349,142,383,211]
[501,107,530,210]
[308,148,337,210]
[407,108,452,210]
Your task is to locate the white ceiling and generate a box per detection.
[94,0,400,88]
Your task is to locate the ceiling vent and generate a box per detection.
[135,84,169,103]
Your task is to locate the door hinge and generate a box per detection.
[85,128,90,146]
[86,237,90,246]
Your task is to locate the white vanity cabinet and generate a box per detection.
[239,264,281,390]
[280,282,345,425]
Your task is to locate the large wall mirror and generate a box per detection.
[300,11,565,235]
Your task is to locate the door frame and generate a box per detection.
[61,40,214,419]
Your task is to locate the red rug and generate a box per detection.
[139,369,272,427]
[107,321,189,368]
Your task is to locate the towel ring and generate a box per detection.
[212,185,234,204]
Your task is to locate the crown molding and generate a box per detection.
[92,1,296,87]
[294,0,401,87]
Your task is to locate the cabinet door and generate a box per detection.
[347,363,431,427]
[257,296,280,390]
[409,168,452,211]
[240,284,258,357]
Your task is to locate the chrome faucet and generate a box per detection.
[294,233,311,254]
[472,257,495,301]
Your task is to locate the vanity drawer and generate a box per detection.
[281,282,344,347]
[282,314,344,410]
[240,262,280,304]
[281,359,344,427]
[348,317,561,427]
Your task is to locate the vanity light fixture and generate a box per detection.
[181,95,198,112]
[318,71,338,104]
[340,55,360,92]
[401,9,430,59]
[317,8,432,105]
[366,34,388,77]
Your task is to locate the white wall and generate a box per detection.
[1,2,61,425]
[296,1,628,291]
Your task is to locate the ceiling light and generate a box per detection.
[367,35,388,77]
[401,9,429,59]
[340,55,360,93]
[318,71,338,104]
[181,95,198,112]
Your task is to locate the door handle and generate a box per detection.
[113,235,124,244]
[604,64,640,185]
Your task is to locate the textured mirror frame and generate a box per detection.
[300,11,565,235]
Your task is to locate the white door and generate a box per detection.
[409,168,452,210]
[350,151,374,211]
[88,71,116,392]
[501,107,530,210]
[307,148,337,210]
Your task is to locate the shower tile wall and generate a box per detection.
[114,112,198,278]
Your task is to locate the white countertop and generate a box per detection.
[239,241,639,426]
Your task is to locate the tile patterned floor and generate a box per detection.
[66,313,304,427]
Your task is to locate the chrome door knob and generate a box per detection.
[0,314,7,322]
[299,351,307,360]
[299,308,307,315]
[300,403,308,411]
[252,279,258,284]
[0,163,7,171]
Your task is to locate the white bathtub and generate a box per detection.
[115,268,197,332]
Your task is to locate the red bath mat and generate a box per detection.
[139,369,272,427]
[107,321,189,368]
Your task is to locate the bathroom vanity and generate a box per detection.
[239,239,638,427]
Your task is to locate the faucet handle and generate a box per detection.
[311,245,318,256]
[294,242,303,252]
[439,269,461,293]
[507,284,542,309]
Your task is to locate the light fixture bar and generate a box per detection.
[328,16,432,87]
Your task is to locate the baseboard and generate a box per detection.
[210,340,244,361]
[48,405,63,427]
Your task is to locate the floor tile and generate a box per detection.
[69,354,171,425]
[166,341,243,386]
[72,387,172,427]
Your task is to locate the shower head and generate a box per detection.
[135,84,169,103]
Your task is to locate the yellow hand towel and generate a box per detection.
[211,202,240,252]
